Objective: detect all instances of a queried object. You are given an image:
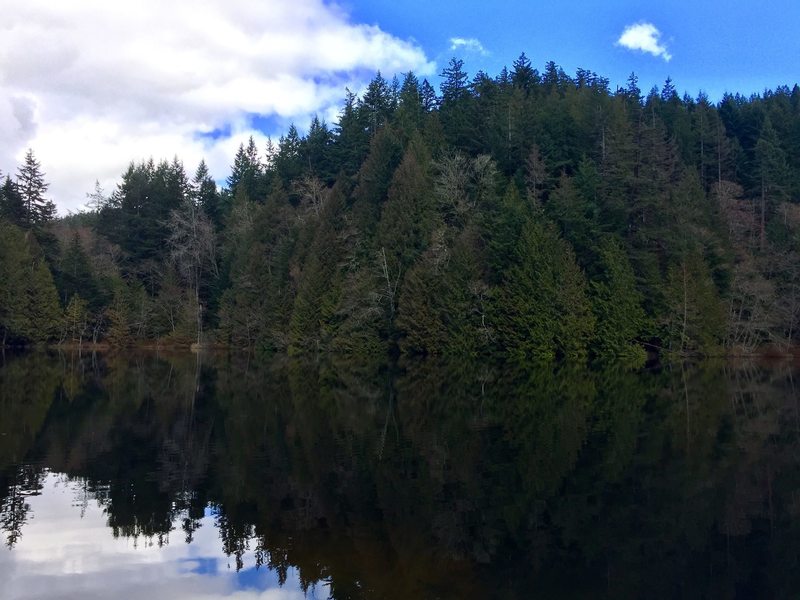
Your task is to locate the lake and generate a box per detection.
[1,351,799,599]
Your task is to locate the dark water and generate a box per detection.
[1,351,799,599]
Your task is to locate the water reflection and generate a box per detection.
[0,472,308,600]
[1,352,799,598]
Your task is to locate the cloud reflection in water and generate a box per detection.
[1,473,312,600]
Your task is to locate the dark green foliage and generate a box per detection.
[397,226,490,357]
[361,72,395,135]
[376,135,436,274]
[192,160,223,227]
[98,158,188,278]
[302,116,335,182]
[218,187,296,349]
[333,89,371,176]
[57,231,101,310]
[0,177,26,227]
[0,220,61,344]
[492,217,595,362]
[394,72,426,139]
[350,126,403,234]
[547,173,601,263]
[274,126,303,187]
[3,57,798,358]
[16,149,56,226]
[288,182,349,354]
[590,237,647,365]
[662,250,726,354]
[227,137,263,201]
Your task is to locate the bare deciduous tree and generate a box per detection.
[293,174,328,218]
[168,199,217,346]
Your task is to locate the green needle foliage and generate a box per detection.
[2,60,800,361]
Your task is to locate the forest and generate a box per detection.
[1,54,799,364]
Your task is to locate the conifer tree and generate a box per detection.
[0,220,61,344]
[590,237,647,364]
[16,149,55,225]
[754,116,789,250]
[227,136,263,201]
[58,231,99,309]
[191,160,222,226]
[360,71,394,135]
[492,218,595,361]
[0,177,26,227]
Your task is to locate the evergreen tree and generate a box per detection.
[360,71,394,135]
[590,237,647,364]
[227,137,263,201]
[274,125,303,186]
[662,250,725,354]
[191,160,222,226]
[0,177,26,227]
[492,217,595,361]
[754,115,789,250]
[58,231,99,309]
[440,58,470,105]
[0,220,61,344]
[439,58,476,148]
[334,89,370,175]
[419,79,439,111]
[302,116,334,181]
[395,72,425,138]
[16,149,55,225]
[511,52,539,93]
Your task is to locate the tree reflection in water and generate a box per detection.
[1,351,799,598]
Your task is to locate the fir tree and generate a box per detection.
[16,149,55,225]
[0,177,26,227]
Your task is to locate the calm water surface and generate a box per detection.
[1,351,799,599]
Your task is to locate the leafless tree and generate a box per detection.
[168,199,218,346]
[293,174,328,218]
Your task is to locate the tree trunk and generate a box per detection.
[760,176,767,252]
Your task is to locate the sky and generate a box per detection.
[1,0,798,214]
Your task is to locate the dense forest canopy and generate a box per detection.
[1,55,799,363]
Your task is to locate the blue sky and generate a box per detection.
[1,0,798,213]
[349,0,800,100]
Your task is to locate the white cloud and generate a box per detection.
[449,37,488,56]
[0,0,435,213]
[616,22,672,62]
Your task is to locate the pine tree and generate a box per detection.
[0,176,26,226]
[191,160,222,226]
[0,220,61,344]
[590,237,647,364]
[334,89,370,175]
[492,218,595,361]
[440,58,470,105]
[16,149,55,225]
[754,115,789,250]
[85,180,108,212]
[395,72,425,138]
[227,136,263,201]
[274,125,303,185]
[419,79,439,111]
[303,116,334,180]
[439,58,475,148]
[58,231,99,309]
[360,71,394,135]
[511,52,539,93]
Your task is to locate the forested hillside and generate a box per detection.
[1,55,799,363]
